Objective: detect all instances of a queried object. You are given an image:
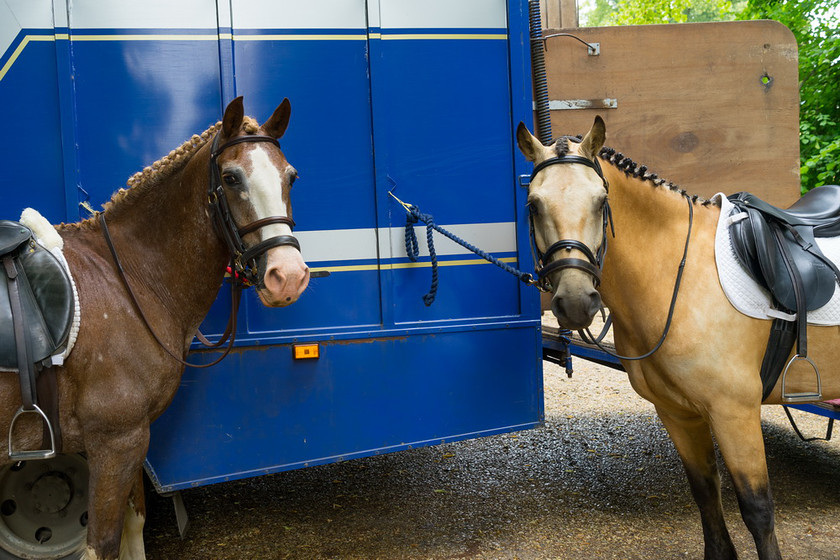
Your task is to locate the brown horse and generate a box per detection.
[518,117,840,560]
[1,97,309,560]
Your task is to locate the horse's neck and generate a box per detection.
[599,167,719,330]
[101,148,228,331]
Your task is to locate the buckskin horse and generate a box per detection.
[518,117,840,560]
[1,97,309,560]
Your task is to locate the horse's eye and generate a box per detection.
[223,174,240,187]
[528,202,539,217]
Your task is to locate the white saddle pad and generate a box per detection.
[713,193,840,325]
[19,208,81,364]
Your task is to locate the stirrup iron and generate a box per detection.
[8,404,56,460]
[780,354,822,403]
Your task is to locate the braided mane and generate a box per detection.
[60,117,263,230]
[554,136,719,208]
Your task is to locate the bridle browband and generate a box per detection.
[101,131,302,368]
[528,153,612,293]
[208,132,301,286]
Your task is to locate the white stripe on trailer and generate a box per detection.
[231,0,368,30]
[0,1,52,65]
[67,0,218,30]
[294,221,517,264]
[377,0,507,29]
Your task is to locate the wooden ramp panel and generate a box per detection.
[541,20,800,207]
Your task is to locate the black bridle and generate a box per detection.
[528,154,612,293]
[208,132,301,286]
[101,131,303,368]
[527,151,695,362]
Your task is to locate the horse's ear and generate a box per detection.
[263,98,292,139]
[516,122,541,162]
[579,115,606,161]
[222,96,245,138]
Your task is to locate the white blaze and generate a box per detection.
[246,147,292,240]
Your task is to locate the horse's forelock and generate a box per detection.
[242,117,260,135]
[552,137,571,157]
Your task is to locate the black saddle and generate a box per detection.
[729,187,840,312]
[0,219,74,459]
[728,186,840,402]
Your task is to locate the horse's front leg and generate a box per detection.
[119,468,147,560]
[84,428,149,560]
[655,407,738,560]
[709,407,782,560]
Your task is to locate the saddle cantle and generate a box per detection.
[0,221,74,370]
[727,185,840,402]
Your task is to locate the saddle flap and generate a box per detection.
[1,242,74,370]
[0,221,33,257]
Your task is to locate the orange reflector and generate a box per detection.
[293,343,320,360]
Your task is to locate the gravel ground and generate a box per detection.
[144,357,840,559]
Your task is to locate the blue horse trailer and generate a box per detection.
[0,0,542,554]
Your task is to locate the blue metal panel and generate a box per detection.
[146,325,543,492]
[369,30,522,324]
[786,403,840,421]
[232,30,383,331]
[0,30,66,223]
[233,31,376,233]
[69,30,223,208]
[0,0,542,493]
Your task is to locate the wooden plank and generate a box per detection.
[540,0,579,29]
[540,21,801,206]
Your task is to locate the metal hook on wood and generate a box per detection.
[542,32,600,56]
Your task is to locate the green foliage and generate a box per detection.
[584,0,744,26]
[581,0,839,192]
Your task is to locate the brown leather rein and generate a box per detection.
[100,132,301,369]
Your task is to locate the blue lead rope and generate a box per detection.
[392,193,536,306]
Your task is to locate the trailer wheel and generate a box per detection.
[0,454,88,560]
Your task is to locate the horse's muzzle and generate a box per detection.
[550,282,602,330]
[257,245,310,307]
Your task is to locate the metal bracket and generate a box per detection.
[535,99,618,111]
[542,32,600,56]
[172,491,190,538]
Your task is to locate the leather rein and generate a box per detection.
[101,132,301,368]
[529,151,693,362]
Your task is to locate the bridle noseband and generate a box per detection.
[208,132,301,286]
[528,153,612,292]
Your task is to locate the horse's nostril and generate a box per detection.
[587,291,602,316]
